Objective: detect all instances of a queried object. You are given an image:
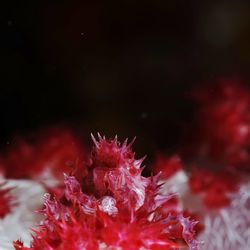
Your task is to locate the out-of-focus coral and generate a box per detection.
[199,182,250,250]
[0,127,86,185]
[187,79,250,250]
[152,155,183,180]
[190,78,250,171]
[152,78,250,250]
[189,168,239,209]
[154,165,250,250]
[0,179,45,250]
[14,135,201,250]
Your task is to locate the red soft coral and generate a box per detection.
[189,167,239,209]
[191,78,250,171]
[0,126,85,182]
[152,155,183,180]
[14,195,98,250]
[14,135,201,250]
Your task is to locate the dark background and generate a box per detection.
[1,0,250,158]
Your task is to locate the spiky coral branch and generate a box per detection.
[14,135,201,250]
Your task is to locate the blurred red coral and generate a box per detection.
[0,127,85,182]
[191,78,250,170]
[152,155,183,180]
[189,168,239,209]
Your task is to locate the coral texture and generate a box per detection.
[0,182,14,219]
[3,78,250,250]
[149,79,250,250]
[14,135,200,250]
[0,180,45,250]
[0,127,85,185]
[199,183,250,250]
[191,78,250,170]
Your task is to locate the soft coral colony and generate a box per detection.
[4,77,250,250]
[188,79,250,250]
[0,126,84,182]
[153,78,250,250]
[14,134,201,250]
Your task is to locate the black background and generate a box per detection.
[1,0,250,159]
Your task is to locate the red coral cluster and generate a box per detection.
[14,135,200,250]
[179,78,250,210]
[0,127,85,182]
[192,78,250,170]
[189,168,239,208]
[5,77,250,250]
[152,155,183,179]
[149,79,250,213]
[6,78,250,250]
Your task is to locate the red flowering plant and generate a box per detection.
[14,134,201,250]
